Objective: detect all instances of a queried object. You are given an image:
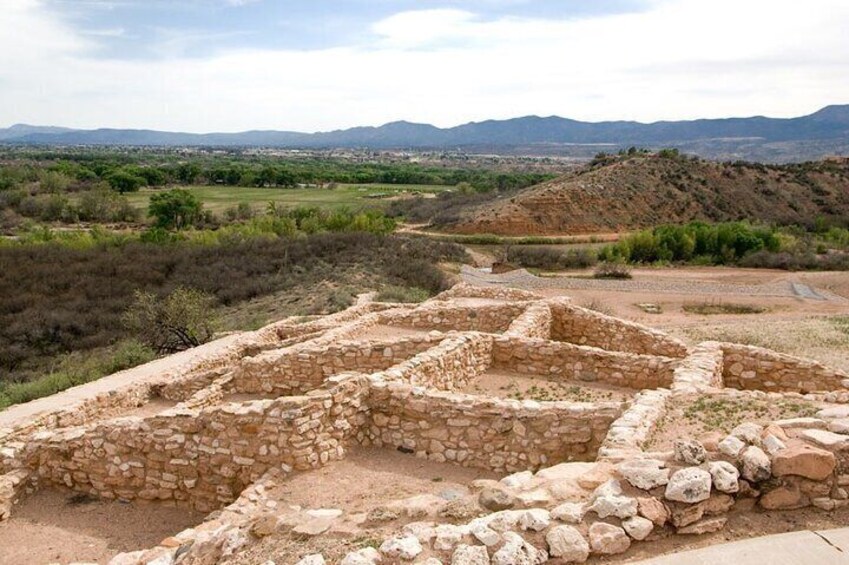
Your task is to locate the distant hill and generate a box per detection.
[2,105,849,162]
[442,154,849,236]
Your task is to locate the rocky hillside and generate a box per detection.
[445,155,849,235]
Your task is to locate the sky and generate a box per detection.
[1,0,848,132]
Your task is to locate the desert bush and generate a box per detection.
[506,246,597,270]
[0,233,465,385]
[123,287,219,354]
[593,261,632,279]
[149,188,203,229]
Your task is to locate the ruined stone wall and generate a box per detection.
[504,303,552,340]
[490,337,678,390]
[433,282,542,302]
[379,303,528,334]
[671,342,725,394]
[549,301,689,358]
[23,376,371,512]
[378,333,493,391]
[720,343,849,393]
[365,380,622,473]
[232,336,444,395]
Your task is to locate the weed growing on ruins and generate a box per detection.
[680,396,816,435]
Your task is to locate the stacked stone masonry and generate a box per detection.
[2,283,849,565]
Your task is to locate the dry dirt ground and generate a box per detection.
[519,267,849,373]
[231,447,498,565]
[0,489,206,565]
[461,369,632,403]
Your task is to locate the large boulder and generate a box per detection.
[622,516,654,541]
[616,459,670,490]
[479,487,517,511]
[588,523,630,555]
[380,535,423,560]
[665,468,712,503]
[731,423,764,444]
[708,461,740,494]
[741,446,771,483]
[588,494,638,519]
[718,435,746,458]
[772,443,836,481]
[637,496,669,527]
[546,525,590,562]
[759,483,808,510]
[551,502,586,524]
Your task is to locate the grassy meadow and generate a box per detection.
[123,183,452,215]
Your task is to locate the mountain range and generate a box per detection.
[2,105,849,162]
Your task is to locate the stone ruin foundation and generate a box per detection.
[1,283,848,564]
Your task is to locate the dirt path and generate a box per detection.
[0,489,206,565]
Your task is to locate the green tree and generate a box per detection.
[123,288,218,354]
[148,188,202,229]
[107,170,146,193]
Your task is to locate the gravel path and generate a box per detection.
[461,265,844,300]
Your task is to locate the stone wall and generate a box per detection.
[549,301,689,358]
[504,303,552,340]
[378,333,493,391]
[671,342,724,394]
[379,303,529,334]
[0,469,30,521]
[365,379,622,473]
[232,335,444,395]
[598,388,671,460]
[433,282,542,302]
[23,375,370,512]
[720,343,849,393]
[490,337,679,391]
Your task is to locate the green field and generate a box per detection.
[125,183,451,214]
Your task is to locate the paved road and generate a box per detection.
[631,527,849,564]
[461,266,844,301]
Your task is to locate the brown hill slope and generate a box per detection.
[446,155,849,235]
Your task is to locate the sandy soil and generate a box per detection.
[356,324,438,341]
[462,369,633,403]
[0,489,206,565]
[647,394,823,450]
[121,398,179,418]
[221,392,281,403]
[268,446,497,514]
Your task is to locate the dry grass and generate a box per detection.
[669,316,849,373]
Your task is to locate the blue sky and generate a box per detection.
[1,0,848,132]
[48,0,650,57]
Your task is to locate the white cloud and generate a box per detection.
[1,0,848,132]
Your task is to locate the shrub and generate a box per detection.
[149,189,203,230]
[593,262,632,279]
[123,287,219,354]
